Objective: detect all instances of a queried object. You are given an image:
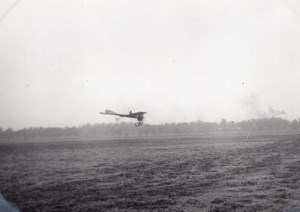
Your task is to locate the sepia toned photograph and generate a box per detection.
[1,0,300,211]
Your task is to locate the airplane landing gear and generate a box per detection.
[135,120,143,127]
[135,116,144,127]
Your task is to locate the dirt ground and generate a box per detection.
[1,133,300,211]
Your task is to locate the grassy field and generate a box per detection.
[1,133,300,211]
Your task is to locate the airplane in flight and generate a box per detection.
[100,110,147,126]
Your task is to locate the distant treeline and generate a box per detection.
[1,117,300,139]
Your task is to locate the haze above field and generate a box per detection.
[1,0,300,129]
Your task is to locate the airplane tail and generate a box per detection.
[100,110,119,115]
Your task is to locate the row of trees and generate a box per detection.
[1,117,300,139]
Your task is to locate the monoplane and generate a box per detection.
[100,110,147,126]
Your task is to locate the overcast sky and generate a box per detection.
[1,0,300,129]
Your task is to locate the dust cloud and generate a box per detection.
[242,94,286,119]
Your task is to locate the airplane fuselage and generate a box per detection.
[118,112,146,120]
[100,110,146,120]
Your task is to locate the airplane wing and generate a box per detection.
[132,112,147,115]
[100,110,121,116]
